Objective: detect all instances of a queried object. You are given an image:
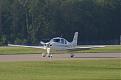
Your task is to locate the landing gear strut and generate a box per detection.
[42,48,52,58]
[47,48,52,58]
[42,53,46,57]
[48,54,53,58]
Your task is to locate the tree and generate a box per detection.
[0,0,120,45]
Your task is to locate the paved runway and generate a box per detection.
[0,53,120,62]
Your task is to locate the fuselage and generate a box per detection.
[42,32,78,50]
[45,37,73,50]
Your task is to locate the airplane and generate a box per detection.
[8,32,105,58]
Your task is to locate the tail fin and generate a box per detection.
[71,32,78,46]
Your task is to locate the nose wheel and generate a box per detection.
[48,54,53,58]
[42,48,52,58]
[42,53,53,58]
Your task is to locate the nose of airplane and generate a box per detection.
[46,43,53,48]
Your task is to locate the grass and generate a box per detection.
[0,45,120,55]
[0,59,120,80]
[76,45,121,53]
[0,47,44,55]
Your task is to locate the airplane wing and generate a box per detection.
[67,45,105,50]
[8,44,46,49]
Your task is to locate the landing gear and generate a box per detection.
[48,54,53,58]
[47,48,52,58]
[70,54,75,58]
[42,53,53,58]
[42,48,52,58]
[42,53,46,57]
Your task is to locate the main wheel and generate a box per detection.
[42,53,46,57]
[70,54,74,58]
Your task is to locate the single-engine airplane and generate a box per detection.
[8,32,105,58]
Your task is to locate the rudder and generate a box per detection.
[71,32,78,46]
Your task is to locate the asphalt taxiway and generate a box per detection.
[0,53,120,62]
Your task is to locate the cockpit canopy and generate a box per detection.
[50,37,67,44]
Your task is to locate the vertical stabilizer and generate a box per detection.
[71,32,78,46]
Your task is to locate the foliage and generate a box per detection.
[0,0,120,45]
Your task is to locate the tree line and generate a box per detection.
[0,0,120,45]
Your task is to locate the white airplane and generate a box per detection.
[8,32,105,58]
